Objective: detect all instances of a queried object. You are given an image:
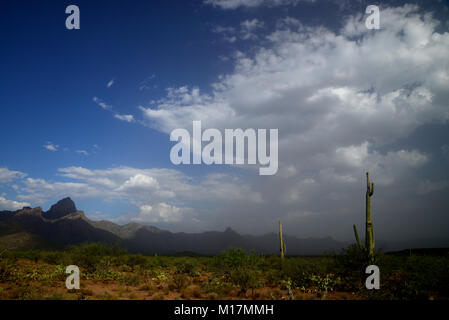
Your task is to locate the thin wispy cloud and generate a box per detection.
[139,74,156,91]
[107,79,115,88]
[204,0,308,10]
[114,114,135,123]
[43,142,59,152]
[76,150,89,156]
[212,25,237,42]
[213,19,264,42]
[93,96,136,123]
[240,19,264,40]
[93,97,112,111]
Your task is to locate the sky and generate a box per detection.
[1,0,449,242]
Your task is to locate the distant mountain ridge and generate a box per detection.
[2,198,448,255]
[0,200,119,249]
[0,197,347,255]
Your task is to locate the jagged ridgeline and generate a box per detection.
[0,198,345,255]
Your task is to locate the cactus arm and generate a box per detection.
[353,224,363,249]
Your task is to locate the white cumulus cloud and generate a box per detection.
[133,202,183,223]
[0,194,30,211]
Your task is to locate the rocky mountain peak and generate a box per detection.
[224,227,238,234]
[44,197,77,220]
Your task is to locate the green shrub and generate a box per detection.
[369,255,449,300]
[151,270,169,284]
[213,248,259,271]
[9,284,44,300]
[169,273,189,290]
[120,273,143,286]
[175,259,199,276]
[124,254,148,268]
[201,276,233,298]
[42,251,70,265]
[69,243,114,272]
[0,258,14,281]
[228,267,262,296]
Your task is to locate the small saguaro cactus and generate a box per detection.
[353,172,375,262]
[279,220,286,259]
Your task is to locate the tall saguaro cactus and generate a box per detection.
[353,172,375,262]
[279,220,286,260]
[365,172,375,259]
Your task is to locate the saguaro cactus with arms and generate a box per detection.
[353,172,375,262]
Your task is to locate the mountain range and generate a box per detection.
[1,198,448,255]
[0,197,348,255]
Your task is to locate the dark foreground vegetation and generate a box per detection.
[0,243,448,300]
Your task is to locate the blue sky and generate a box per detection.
[1,0,449,241]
